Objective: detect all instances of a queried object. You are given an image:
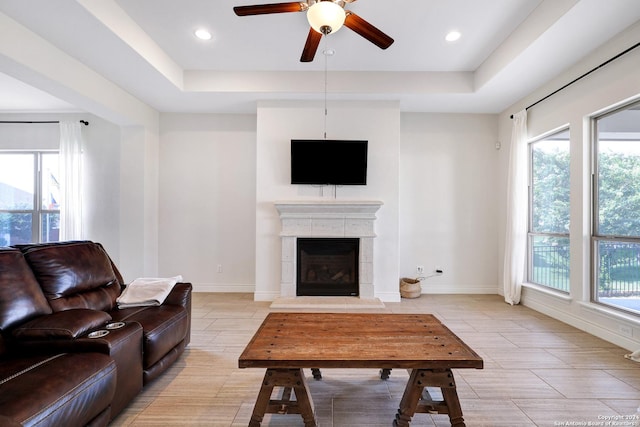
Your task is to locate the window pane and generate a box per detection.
[41,212,59,243]
[41,153,60,210]
[0,154,34,210]
[0,212,33,245]
[531,132,570,234]
[597,139,640,237]
[596,240,640,314]
[528,129,570,291]
[594,105,640,315]
[531,235,570,292]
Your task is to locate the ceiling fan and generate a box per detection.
[233,0,394,62]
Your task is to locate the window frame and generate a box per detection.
[0,150,60,245]
[591,100,640,316]
[527,128,571,293]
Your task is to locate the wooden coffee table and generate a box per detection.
[239,312,483,426]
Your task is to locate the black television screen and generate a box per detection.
[291,139,368,185]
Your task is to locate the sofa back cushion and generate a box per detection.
[20,241,122,312]
[0,248,52,335]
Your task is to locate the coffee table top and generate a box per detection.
[239,312,483,370]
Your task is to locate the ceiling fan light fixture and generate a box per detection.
[307,1,345,35]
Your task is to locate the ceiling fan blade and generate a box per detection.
[344,11,394,49]
[233,2,307,16]
[300,27,322,62]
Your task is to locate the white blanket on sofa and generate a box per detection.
[117,275,182,308]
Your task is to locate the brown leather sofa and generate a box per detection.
[0,241,192,426]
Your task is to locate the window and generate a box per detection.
[528,129,570,291]
[0,152,60,246]
[593,102,640,315]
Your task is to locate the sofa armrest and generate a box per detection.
[163,282,192,308]
[163,282,192,347]
[12,309,112,340]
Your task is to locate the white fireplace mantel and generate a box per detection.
[275,200,383,218]
[274,200,383,299]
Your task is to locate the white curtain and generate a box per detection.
[59,121,84,240]
[503,110,528,305]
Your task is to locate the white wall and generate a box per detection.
[400,113,499,293]
[152,106,501,301]
[80,115,121,259]
[498,22,640,350]
[118,125,161,281]
[158,113,257,291]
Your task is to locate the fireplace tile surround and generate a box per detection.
[274,200,383,305]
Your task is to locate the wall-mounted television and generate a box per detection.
[290,139,368,185]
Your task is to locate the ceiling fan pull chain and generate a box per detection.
[323,34,328,139]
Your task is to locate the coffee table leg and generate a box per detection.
[441,385,465,427]
[394,369,466,427]
[293,373,316,427]
[311,368,322,380]
[394,369,423,426]
[249,370,276,427]
[248,368,316,427]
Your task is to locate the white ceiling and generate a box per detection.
[1,0,640,115]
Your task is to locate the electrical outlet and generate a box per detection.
[619,324,633,337]
[217,264,223,273]
[416,266,424,274]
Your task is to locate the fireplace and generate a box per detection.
[274,200,383,300]
[297,238,359,296]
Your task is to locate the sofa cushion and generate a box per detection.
[0,248,52,333]
[19,241,121,312]
[12,309,112,340]
[0,352,116,427]
[111,305,189,369]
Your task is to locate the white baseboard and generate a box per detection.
[422,284,498,294]
[192,283,255,293]
[191,284,499,298]
[521,288,640,351]
[253,291,280,301]
[375,291,401,302]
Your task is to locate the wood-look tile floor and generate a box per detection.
[110,293,640,426]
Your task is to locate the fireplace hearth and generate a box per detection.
[297,238,359,296]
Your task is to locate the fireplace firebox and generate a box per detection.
[296,238,359,296]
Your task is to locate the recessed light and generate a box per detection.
[194,28,212,40]
[445,30,461,42]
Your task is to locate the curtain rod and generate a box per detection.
[0,120,89,125]
[510,41,640,119]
